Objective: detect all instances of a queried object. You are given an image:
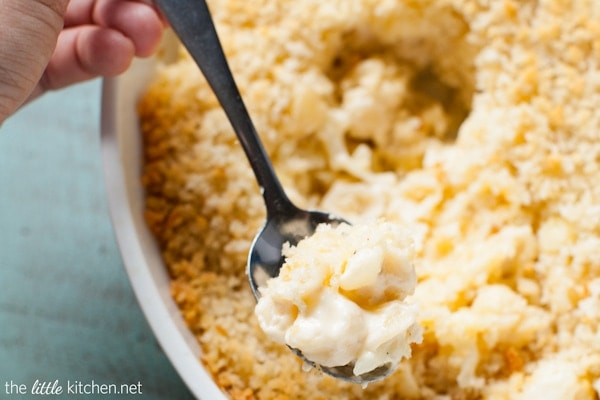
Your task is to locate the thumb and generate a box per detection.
[0,0,69,123]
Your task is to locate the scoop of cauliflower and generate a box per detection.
[255,221,423,376]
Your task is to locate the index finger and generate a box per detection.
[64,0,165,27]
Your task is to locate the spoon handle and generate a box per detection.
[155,0,297,217]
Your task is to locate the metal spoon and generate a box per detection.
[155,0,393,384]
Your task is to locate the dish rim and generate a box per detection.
[100,55,228,400]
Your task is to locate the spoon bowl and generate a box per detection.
[248,209,396,385]
[156,0,392,384]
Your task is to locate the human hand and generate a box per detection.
[0,0,165,124]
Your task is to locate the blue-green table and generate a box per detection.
[0,80,194,399]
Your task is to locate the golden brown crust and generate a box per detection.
[140,0,600,398]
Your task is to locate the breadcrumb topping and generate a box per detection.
[139,0,600,398]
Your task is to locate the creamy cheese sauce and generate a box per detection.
[254,221,422,376]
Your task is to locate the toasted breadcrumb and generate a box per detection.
[139,0,600,398]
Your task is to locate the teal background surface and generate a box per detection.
[0,80,194,399]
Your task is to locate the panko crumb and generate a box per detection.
[139,0,600,398]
